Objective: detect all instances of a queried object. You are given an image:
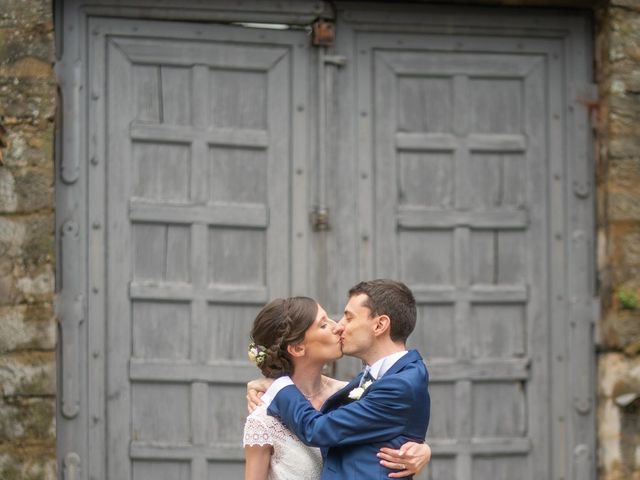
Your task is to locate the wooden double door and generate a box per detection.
[56,2,595,479]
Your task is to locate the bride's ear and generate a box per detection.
[287,343,306,358]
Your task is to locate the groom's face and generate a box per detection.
[335,293,376,360]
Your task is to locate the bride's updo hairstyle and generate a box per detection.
[250,297,318,378]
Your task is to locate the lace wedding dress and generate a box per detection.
[243,405,323,479]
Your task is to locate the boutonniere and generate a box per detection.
[348,379,373,400]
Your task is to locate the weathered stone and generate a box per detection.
[0,57,52,78]
[620,231,640,266]
[3,126,54,169]
[0,27,53,67]
[22,215,53,266]
[608,223,640,266]
[608,191,640,221]
[0,304,55,353]
[609,93,640,120]
[611,0,640,13]
[0,215,54,304]
[609,266,640,287]
[0,1,52,29]
[609,135,640,158]
[601,310,640,349]
[0,216,26,259]
[0,351,55,396]
[608,157,640,192]
[0,397,54,442]
[599,354,640,479]
[0,168,18,213]
[15,266,54,304]
[13,167,53,212]
[0,77,56,122]
[0,449,56,480]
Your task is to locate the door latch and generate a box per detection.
[311,206,330,231]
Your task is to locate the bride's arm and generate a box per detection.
[244,445,272,480]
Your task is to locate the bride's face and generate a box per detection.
[300,304,343,363]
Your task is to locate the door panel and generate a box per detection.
[94,18,311,478]
[352,28,555,480]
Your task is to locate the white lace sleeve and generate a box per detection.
[243,413,273,447]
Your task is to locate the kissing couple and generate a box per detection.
[244,279,431,479]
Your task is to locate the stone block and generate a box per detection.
[608,191,640,221]
[0,449,56,480]
[3,126,54,169]
[0,214,53,263]
[0,1,52,29]
[0,215,53,305]
[0,351,55,396]
[609,266,640,289]
[0,25,53,67]
[15,266,54,304]
[601,309,640,350]
[609,136,640,158]
[598,353,640,480]
[0,168,18,213]
[0,77,56,123]
[13,167,53,213]
[608,157,640,192]
[612,0,640,13]
[0,304,55,353]
[609,224,640,266]
[0,396,54,442]
[23,215,53,266]
[0,216,26,259]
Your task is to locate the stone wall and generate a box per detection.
[0,0,57,479]
[596,1,640,479]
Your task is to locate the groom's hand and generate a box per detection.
[246,378,274,412]
[378,441,431,478]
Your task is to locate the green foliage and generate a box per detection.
[618,288,639,310]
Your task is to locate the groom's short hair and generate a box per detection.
[348,279,417,343]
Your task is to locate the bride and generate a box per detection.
[243,297,430,479]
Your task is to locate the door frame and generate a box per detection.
[55,1,596,479]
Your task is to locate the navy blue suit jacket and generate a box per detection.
[267,349,430,480]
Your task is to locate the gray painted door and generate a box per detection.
[330,7,594,480]
[364,33,547,480]
[95,18,311,479]
[56,2,595,480]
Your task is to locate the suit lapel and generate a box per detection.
[321,350,424,411]
[321,373,362,412]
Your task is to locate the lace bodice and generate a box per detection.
[243,405,323,480]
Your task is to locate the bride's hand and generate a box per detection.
[377,441,431,478]
[246,378,274,413]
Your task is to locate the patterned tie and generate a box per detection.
[358,365,375,387]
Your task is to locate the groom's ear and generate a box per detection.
[373,314,391,337]
[287,343,306,358]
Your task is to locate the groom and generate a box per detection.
[259,279,430,479]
